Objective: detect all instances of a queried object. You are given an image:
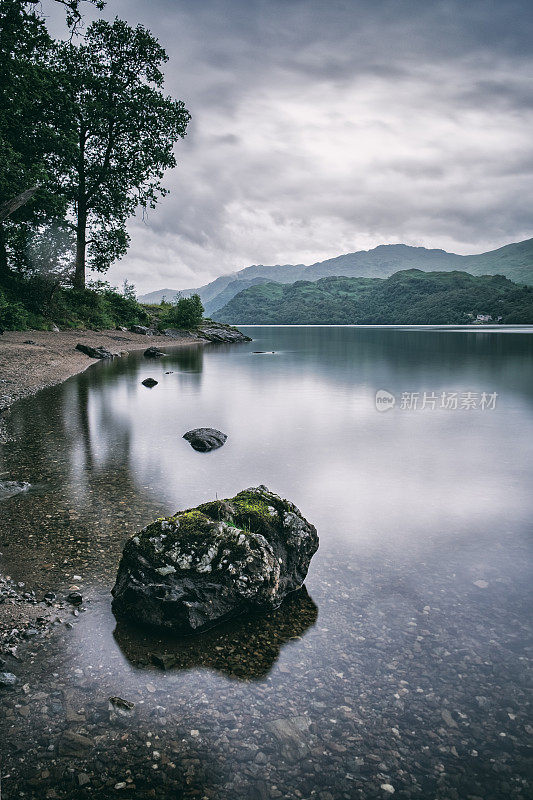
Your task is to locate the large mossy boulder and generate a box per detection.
[111,486,319,633]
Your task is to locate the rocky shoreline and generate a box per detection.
[0,322,250,415]
[0,321,251,653]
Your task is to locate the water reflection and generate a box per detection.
[114,586,318,680]
[0,328,532,800]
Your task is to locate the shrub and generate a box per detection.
[160,294,204,329]
[0,288,30,330]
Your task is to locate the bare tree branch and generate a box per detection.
[0,186,38,221]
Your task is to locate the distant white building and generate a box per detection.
[476,314,492,322]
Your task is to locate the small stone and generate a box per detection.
[150,652,177,670]
[114,782,127,790]
[0,480,31,500]
[58,730,95,756]
[142,378,158,388]
[67,592,83,605]
[109,696,135,717]
[0,672,18,688]
[78,773,90,787]
[144,346,165,358]
[441,709,458,728]
[381,785,395,794]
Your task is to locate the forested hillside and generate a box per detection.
[213,270,533,325]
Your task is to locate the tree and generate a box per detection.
[122,278,136,300]
[0,0,105,282]
[163,294,204,329]
[55,18,190,289]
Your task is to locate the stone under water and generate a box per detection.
[0,480,30,500]
[111,486,319,633]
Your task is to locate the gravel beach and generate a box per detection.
[0,329,196,412]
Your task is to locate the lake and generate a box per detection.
[1,326,532,799]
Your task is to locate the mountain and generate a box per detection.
[203,277,275,316]
[137,288,182,305]
[213,270,533,325]
[138,238,533,311]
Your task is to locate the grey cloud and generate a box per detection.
[47,0,533,292]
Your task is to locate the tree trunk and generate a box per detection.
[73,128,87,290]
[74,200,87,290]
[0,222,9,283]
[0,186,38,222]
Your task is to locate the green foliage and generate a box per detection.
[0,273,150,330]
[0,3,189,294]
[214,270,533,325]
[159,293,204,329]
[54,17,190,286]
[0,287,29,330]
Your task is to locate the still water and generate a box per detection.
[1,326,532,799]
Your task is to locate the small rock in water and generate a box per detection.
[58,730,94,756]
[144,346,166,358]
[0,671,18,688]
[150,652,178,670]
[0,480,31,500]
[473,579,489,588]
[112,485,319,633]
[441,709,458,728]
[141,378,158,388]
[183,427,227,452]
[66,591,83,606]
[266,717,311,762]
[109,696,135,717]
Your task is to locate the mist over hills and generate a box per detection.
[138,238,533,315]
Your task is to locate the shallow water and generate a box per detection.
[0,326,532,799]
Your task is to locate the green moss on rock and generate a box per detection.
[112,485,319,633]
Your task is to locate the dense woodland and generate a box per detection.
[0,0,190,330]
[214,270,533,325]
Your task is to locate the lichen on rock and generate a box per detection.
[111,486,319,633]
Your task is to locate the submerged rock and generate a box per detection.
[114,587,317,680]
[0,480,30,500]
[111,486,319,633]
[0,671,18,688]
[75,343,115,359]
[144,346,166,358]
[141,378,158,388]
[108,696,135,718]
[183,427,227,452]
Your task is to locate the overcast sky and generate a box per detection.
[48,0,533,293]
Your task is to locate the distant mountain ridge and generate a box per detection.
[138,238,533,311]
[213,270,533,325]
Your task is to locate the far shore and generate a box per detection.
[0,328,202,414]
